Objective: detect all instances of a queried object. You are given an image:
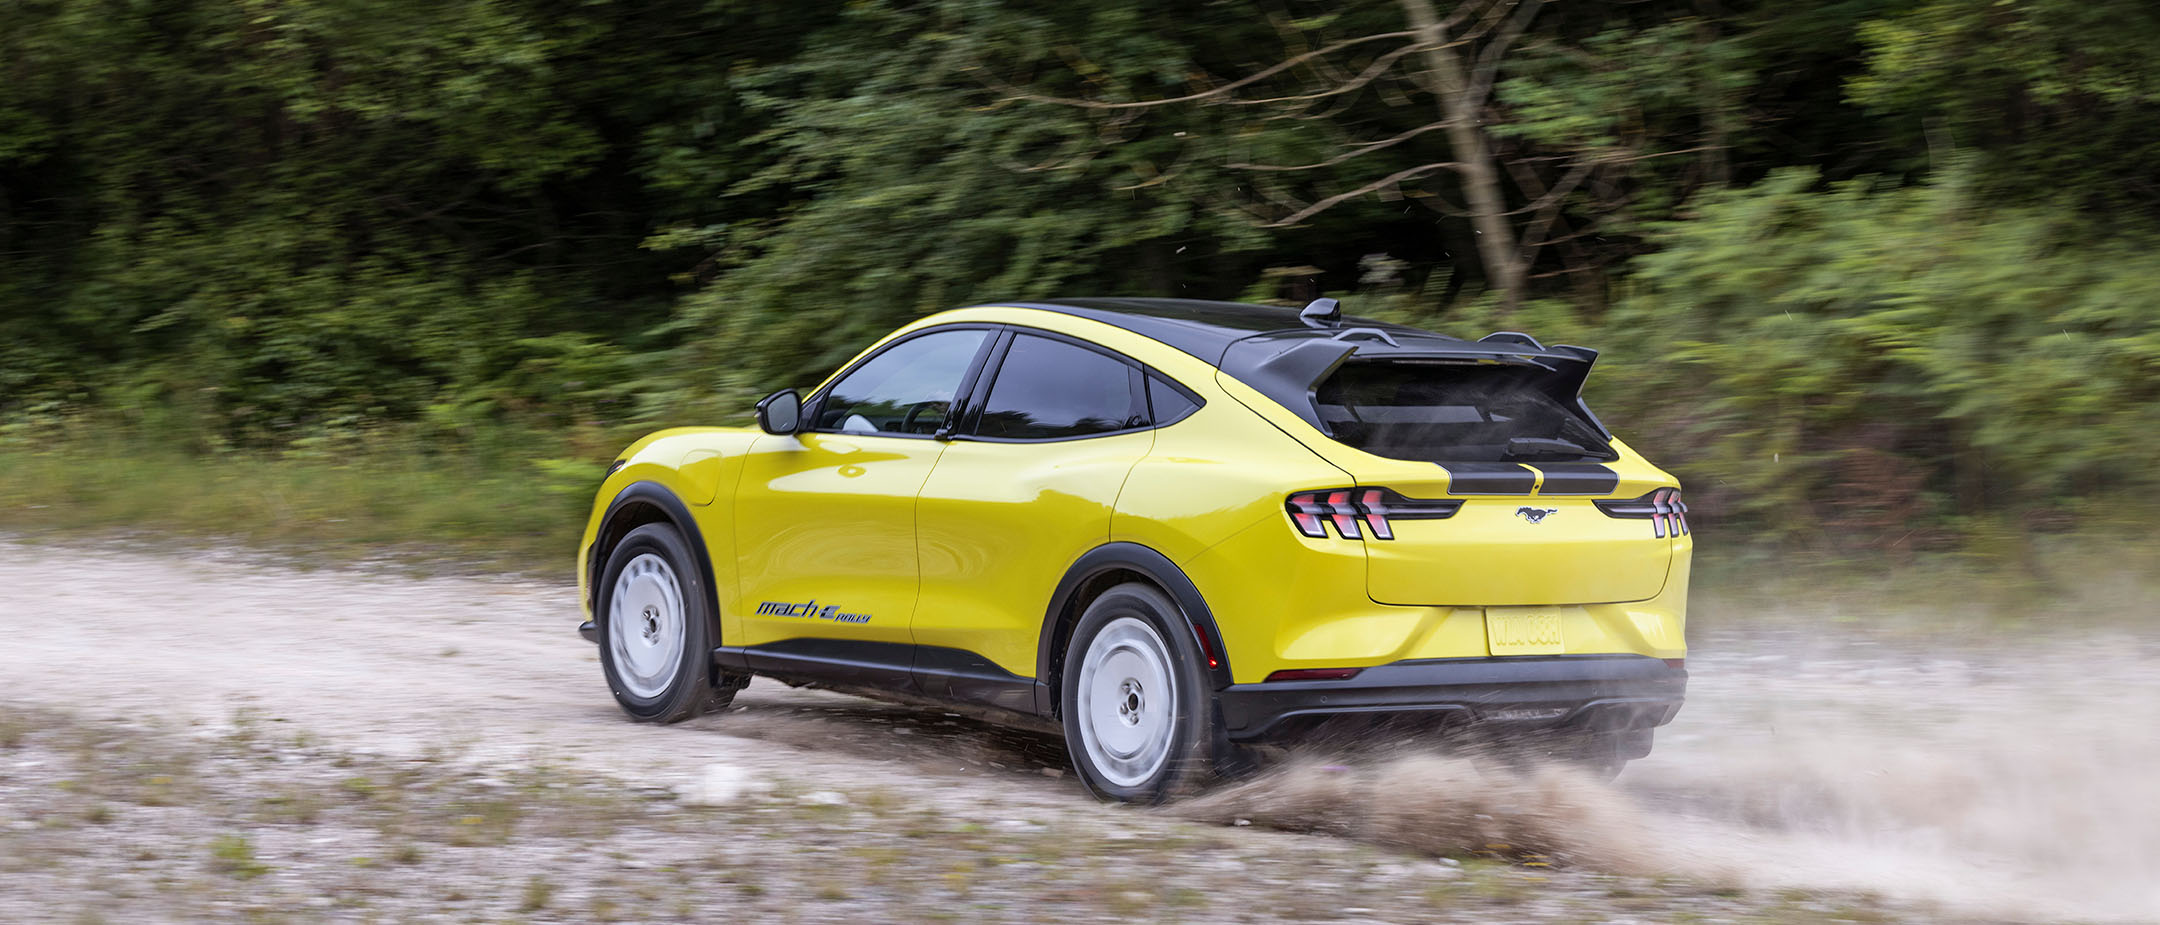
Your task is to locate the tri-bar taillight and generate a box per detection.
[1286,488,1463,540]
[1592,487,1690,537]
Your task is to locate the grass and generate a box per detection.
[5,423,2159,628]
[206,834,269,880]
[0,427,599,573]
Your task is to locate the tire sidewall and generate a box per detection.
[597,523,713,722]
[1060,584,1215,803]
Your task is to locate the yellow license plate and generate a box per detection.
[1486,608,1565,655]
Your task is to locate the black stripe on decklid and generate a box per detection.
[1534,464,1620,495]
[1440,462,1536,495]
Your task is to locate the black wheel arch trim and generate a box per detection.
[1036,542,1234,716]
[588,480,725,662]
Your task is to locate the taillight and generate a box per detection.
[1358,488,1393,540]
[1286,492,1330,538]
[1593,487,1689,537]
[1285,489,1461,540]
[1325,489,1362,539]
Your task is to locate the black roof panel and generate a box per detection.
[980,297,1457,364]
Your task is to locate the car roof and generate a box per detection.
[981,297,1460,365]
[970,297,1602,435]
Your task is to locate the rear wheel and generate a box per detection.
[598,523,740,723]
[1061,584,1218,803]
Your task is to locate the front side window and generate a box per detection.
[815,329,989,435]
[974,334,1144,440]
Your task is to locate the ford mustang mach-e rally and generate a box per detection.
[577,298,1690,802]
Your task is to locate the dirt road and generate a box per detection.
[2,537,2154,922]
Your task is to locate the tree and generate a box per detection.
[998,0,1760,314]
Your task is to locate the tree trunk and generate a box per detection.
[1399,0,1526,314]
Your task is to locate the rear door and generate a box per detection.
[1303,359,1676,606]
[732,326,994,650]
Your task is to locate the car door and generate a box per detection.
[913,330,1160,695]
[733,326,995,654]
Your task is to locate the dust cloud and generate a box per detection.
[1181,635,2160,922]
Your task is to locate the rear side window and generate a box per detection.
[1314,361,1614,463]
[974,334,1145,440]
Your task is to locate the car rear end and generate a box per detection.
[1205,327,1690,760]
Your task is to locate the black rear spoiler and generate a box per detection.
[1218,330,1609,438]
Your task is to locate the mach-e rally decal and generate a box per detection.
[755,599,873,624]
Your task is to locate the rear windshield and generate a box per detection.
[1313,361,1614,463]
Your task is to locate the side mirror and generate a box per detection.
[755,389,802,435]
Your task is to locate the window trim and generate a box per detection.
[954,326,1193,444]
[801,323,1002,440]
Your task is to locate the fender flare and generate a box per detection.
[589,480,726,659]
[1034,542,1234,716]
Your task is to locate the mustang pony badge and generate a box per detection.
[1515,506,1559,524]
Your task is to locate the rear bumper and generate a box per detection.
[1216,654,1685,742]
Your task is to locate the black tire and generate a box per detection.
[1059,583,1220,803]
[596,522,738,723]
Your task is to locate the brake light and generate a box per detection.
[1592,487,1689,537]
[1285,489,1461,540]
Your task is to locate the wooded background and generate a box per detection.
[4,0,2157,551]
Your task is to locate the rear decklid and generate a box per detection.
[1219,321,1678,606]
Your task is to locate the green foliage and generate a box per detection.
[662,0,1275,403]
[3,0,2159,550]
[1591,168,2160,539]
[1849,0,2160,215]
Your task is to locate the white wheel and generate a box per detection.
[597,522,738,723]
[1074,616,1178,789]
[607,552,687,700]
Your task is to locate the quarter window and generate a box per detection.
[1147,376,1200,426]
[815,329,989,435]
[974,334,1144,440]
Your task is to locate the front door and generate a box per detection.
[733,327,994,650]
[914,331,1157,680]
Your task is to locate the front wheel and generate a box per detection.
[1060,584,1219,803]
[597,523,738,723]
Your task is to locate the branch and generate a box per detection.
[998,31,1419,110]
[1226,121,1448,172]
[1500,146,1720,218]
[1504,156,1597,217]
[1263,161,1461,227]
[1468,0,1545,111]
[1437,0,1493,32]
[1454,0,1522,48]
[1207,43,1425,108]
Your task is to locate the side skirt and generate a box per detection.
[712,639,1045,727]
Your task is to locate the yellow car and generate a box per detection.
[577,298,1690,801]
